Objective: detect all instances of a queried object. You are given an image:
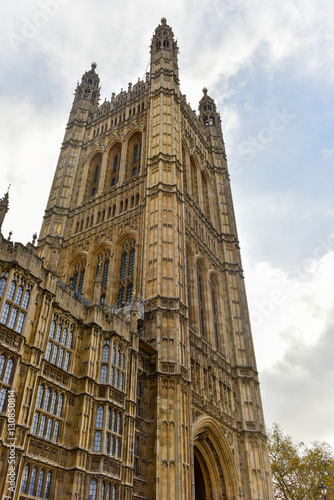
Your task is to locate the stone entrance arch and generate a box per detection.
[193,416,239,499]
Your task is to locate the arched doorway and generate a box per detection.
[193,417,239,500]
[194,449,208,500]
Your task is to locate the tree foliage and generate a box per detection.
[268,423,334,500]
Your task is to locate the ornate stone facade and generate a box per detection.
[0,18,274,500]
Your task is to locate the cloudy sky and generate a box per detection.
[1,0,334,448]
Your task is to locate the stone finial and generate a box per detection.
[8,231,12,241]
[202,87,208,96]
[91,62,97,71]
[32,233,37,245]
[0,189,10,234]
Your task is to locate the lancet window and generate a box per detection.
[105,142,122,189]
[197,264,206,338]
[45,313,74,372]
[95,248,111,305]
[71,258,86,295]
[92,400,123,461]
[31,383,64,443]
[100,338,126,393]
[84,152,102,199]
[88,479,118,500]
[125,132,142,179]
[0,273,31,334]
[117,239,135,306]
[0,354,14,413]
[21,465,52,499]
[201,171,210,218]
[190,157,199,204]
[210,277,220,349]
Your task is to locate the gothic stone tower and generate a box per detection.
[0,18,274,500]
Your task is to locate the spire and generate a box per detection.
[150,18,179,79]
[0,188,9,235]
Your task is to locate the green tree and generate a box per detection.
[268,423,334,499]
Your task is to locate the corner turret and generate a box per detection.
[69,62,100,122]
[199,88,222,136]
[150,18,179,81]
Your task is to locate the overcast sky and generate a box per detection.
[1,0,334,448]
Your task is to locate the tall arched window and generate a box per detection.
[112,484,117,500]
[105,143,122,189]
[21,465,30,493]
[84,152,102,200]
[117,240,135,306]
[125,132,142,179]
[197,264,206,338]
[186,250,195,327]
[28,467,38,495]
[36,470,45,497]
[0,273,8,297]
[0,354,5,379]
[211,278,220,349]
[44,472,52,499]
[201,171,210,218]
[182,144,188,192]
[95,249,111,305]
[190,157,199,204]
[3,358,13,384]
[71,259,86,295]
[7,281,16,300]
[14,286,23,304]
[36,385,44,408]
[89,479,97,500]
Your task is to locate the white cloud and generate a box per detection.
[246,247,334,446]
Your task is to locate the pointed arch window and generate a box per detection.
[78,269,85,294]
[102,260,109,287]
[118,241,135,306]
[85,153,102,199]
[71,259,86,295]
[36,385,44,408]
[197,265,206,338]
[201,172,210,218]
[190,157,199,204]
[0,388,7,412]
[0,354,5,379]
[21,465,30,493]
[211,278,220,349]
[89,479,97,500]
[0,276,6,296]
[125,133,142,179]
[102,339,109,362]
[22,290,30,309]
[46,313,74,372]
[7,281,16,300]
[0,274,31,331]
[96,405,104,427]
[14,286,23,304]
[28,467,38,495]
[57,394,64,417]
[3,358,13,384]
[44,472,52,499]
[36,470,45,497]
[182,145,188,192]
[105,143,121,189]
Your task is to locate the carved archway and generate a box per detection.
[193,416,239,499]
